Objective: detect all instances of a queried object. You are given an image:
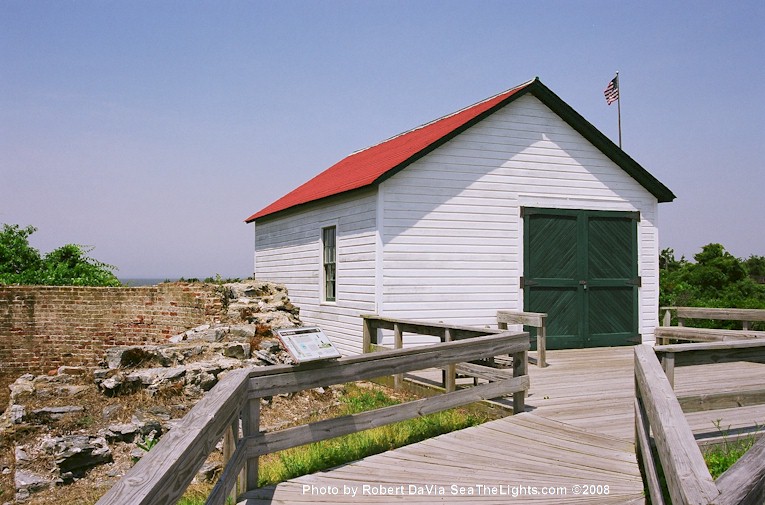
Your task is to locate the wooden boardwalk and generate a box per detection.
[241,412,644,504]
[240,347,765,504]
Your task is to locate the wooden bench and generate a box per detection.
[656,307,765,345]
[497,310,547,367]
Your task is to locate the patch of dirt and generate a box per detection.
[0,376,390,505]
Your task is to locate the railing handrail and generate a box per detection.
[497,310,548,367]
[98,322,529,505]
[635,342,765,504]
[661,306,765,324]
[658,306,765,345]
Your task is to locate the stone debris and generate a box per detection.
[0,279,304,502]
[101,404,123,420]
[41,435,113,477]
[56,366,90,376]
[31,406,84,420]
[14,470,56,501]
[196,461,223,483]
[9,404,25,424]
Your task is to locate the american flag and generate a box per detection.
[604,75,619,105]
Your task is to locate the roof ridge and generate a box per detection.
[347,78,537,158]
[245,76,680,223]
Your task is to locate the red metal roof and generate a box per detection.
[245,79,536,222]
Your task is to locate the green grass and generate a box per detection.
[178,383,490,504]
[703,435,758,479]
[257,384,489,486]
[701,421,761,479]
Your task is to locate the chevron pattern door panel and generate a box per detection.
[523,208,639,349]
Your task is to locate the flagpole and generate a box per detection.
[616,71,622,148]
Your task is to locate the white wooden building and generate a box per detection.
[246,78,675,355]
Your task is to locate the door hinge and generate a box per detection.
[626,277,642,287]
[520,277,538,289]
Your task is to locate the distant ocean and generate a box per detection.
[119,278,179,286]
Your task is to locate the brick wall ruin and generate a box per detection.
[0,283,225,403]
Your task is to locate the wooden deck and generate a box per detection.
[240,346,765,504]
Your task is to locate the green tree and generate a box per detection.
[0,224,121,286]
[744,255,765,277]
[660,243,765,329]
[0,224,42,280]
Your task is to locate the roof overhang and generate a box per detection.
[246,78,675,223]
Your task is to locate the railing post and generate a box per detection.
[512,348,527,414]
[362,317,374,353]
[537,315,547,368]
[660,352,675,389]
[243,397,261,492]
[393,323,403,389]
[663,308,672,327]
[444,328,456,393]
[222,416,240,502]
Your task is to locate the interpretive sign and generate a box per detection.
[274,326,342,363]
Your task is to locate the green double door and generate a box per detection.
[523,208,640,349]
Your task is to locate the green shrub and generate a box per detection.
[0,224,120,286]
[660,245,765,329]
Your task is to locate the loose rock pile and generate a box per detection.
[0,280,304,503]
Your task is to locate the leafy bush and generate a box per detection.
[0,224,120,286]
[660,244,765,329]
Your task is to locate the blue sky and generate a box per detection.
[1,1,763,278]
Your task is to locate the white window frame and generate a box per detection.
[321,225,337,303]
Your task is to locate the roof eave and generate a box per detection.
[247,78,676,223]
[527,81,676,203]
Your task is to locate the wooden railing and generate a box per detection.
[497,310,547,367]
[362,315,529,411]
[97,322,529,505]
[657,307,765,345]
[634,342,765,505]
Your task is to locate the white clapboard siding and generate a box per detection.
[254,189,377,354]
[254,92,663,353]
[381,94,660,339]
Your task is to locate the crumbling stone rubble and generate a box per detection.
[0,280,305,503]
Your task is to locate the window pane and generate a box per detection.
[323,226,336,302]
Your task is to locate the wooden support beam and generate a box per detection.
[537,320,547,368]
[444,328,456,393]
[678,387,765,413]
[393,323,403,389]
[362,317,374,354]
[512,350,527,414]
[206,436,249,505]
[655,326,765,342]
[454,363,515,382]
[656,340,765,367]
[634,397,665,505]
[675,307,765,323]
[661,351,675,389]
[242,398,260,491]
[247,333,529,399]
